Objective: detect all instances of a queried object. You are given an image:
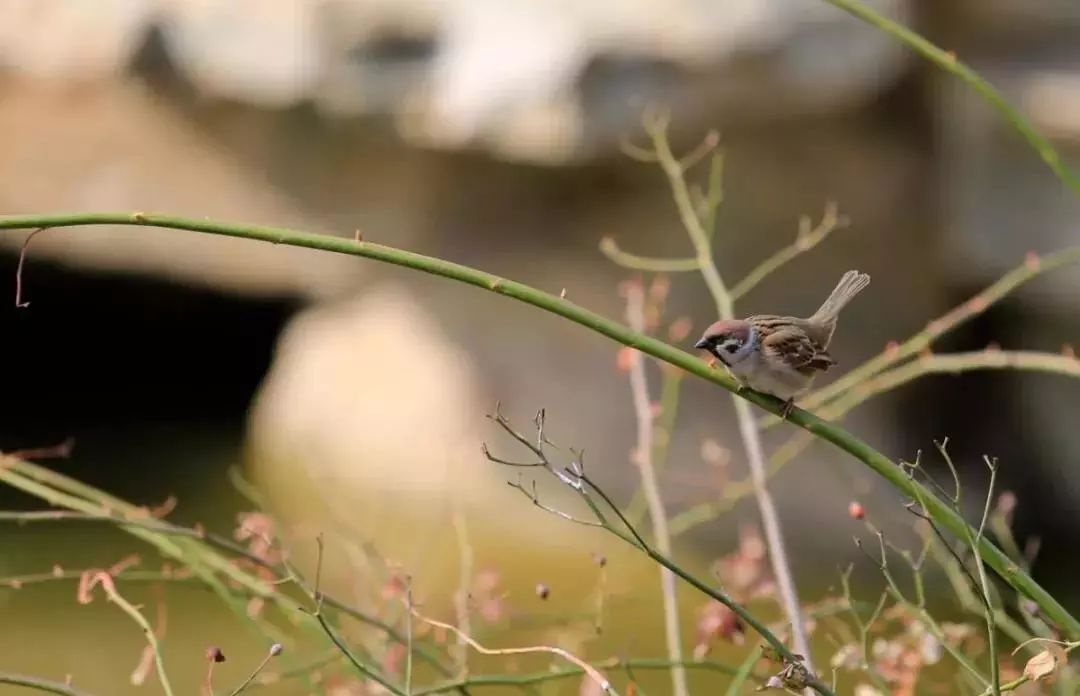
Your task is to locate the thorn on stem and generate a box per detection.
[15,227,47,309]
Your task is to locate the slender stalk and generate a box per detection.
[819,0,1080,198]
[599,238,698,272]
[625,367,685,527]
[0,215,1075,639]
[625,283,688,696]
[485,412,833,694]
[411,657,744,695]
[0,674,95,696]
[315,611,405,694]
[724,645,765,696]
[955,456,1002,696]
[226,651,276,696]
[858,532,990,688]
[728,204,846,302]
[643,118,814,673]
[409,608,618,695]
[405,581,414,696]
[88,573,175,696]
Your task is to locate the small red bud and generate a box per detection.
[848,501,866,521]
[206,646,226,663]
[535,583,550,600]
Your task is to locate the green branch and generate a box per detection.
[1,212,1077,641]
[0,673,94,696]
[820,0,1080,198]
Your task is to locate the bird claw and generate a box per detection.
[780,398,796,420]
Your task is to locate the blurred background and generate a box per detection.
[1,0,1079,694]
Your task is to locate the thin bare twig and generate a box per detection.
[838,566,891,692]
[624,282,688,696]
[83,572,175,696]
[483,412,837,696]
[307,536,406,696]
[936,443,1002,696]
[408,606,617,695]
[853,529,990,689]
[14,227,46,308]
[451,507,473,675]
[729,203,848,302]
[642,111,814,676]
[226,645,282,696]
[599,237,699,273]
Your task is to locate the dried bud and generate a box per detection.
[760,676,785,690]
[700,439,730,467]
[269,643,284,657]
[848,501,866,521]
[1023,649,1059,682]
[648,275,671,304]
[616,347,636,373]
[668,317,693,343]
[995,491,1017,526]
[535,583,550,600]
[206,646,226,663]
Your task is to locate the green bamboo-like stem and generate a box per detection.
[0,212,1076,640]
[819,0,1080,198]
[0,674,94,696]
[0,457,455,678]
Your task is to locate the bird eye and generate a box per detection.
[721,339,741,353]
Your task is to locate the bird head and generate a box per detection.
[694,320,755,365]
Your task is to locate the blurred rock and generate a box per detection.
[0,0,912,162]
[0,0,153,80]
[0,79,359,297]
[246,281,717,650]
[248,283,491,506]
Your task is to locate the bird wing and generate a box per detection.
[759,324,835,375]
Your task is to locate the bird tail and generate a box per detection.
[810,270,870,324]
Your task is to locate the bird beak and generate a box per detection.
[694,338,709,350]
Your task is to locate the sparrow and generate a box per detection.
[693,270,870,418]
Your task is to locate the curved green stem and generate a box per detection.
[820,0,1080,198]
[1,212,1076,641]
